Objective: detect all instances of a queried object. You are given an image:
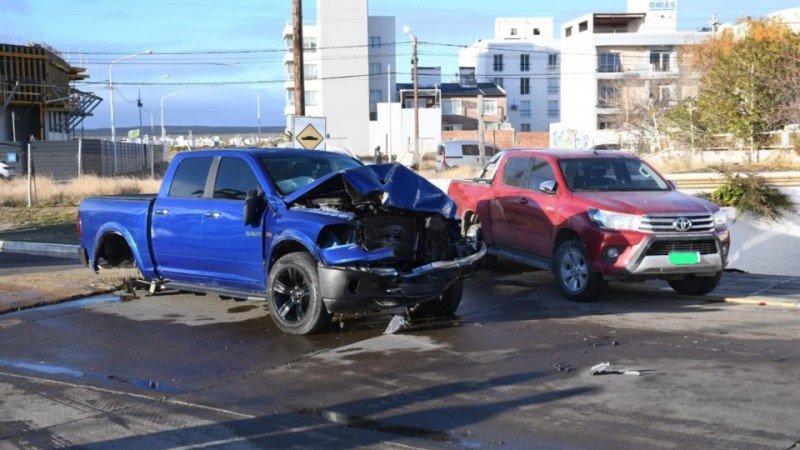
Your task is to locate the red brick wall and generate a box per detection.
[440,130,549,150]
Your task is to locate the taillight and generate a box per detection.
[76,212,82,239]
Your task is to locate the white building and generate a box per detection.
[282,0,396,156]
[459,17,560,132]
[557,0,709,148]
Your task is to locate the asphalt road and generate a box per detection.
[1,269,799,449]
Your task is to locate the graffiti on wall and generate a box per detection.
[550,128,591,150]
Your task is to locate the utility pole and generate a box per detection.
[404,26,419,167]
[478,94,485,168]
[292,0,306,117]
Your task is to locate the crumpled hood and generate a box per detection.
[283,163,458,218]
[575,190,719,215]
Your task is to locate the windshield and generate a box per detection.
[559,157,670,192]
[259,154,363,196]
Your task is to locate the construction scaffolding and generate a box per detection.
[0,42,100,142]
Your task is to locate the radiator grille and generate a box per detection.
[646,240,718,256]
[639,214,714,233]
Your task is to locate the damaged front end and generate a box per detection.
[285,163,486,313]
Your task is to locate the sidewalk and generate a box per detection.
[0,240,137,314]
[1,240,799,315]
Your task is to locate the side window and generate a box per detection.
[502,156,529,188]
[169,157,213,198]
[526,158,556,191]
[213,157,262,200]
[462,144,479,156]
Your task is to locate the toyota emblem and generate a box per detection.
[673,217,692,231]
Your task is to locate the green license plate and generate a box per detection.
[669,252,700,265]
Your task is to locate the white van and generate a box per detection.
[435,140,500,172]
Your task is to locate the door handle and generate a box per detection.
[204,212,222,219]
[518,197,529,205]
[154,209,170,215]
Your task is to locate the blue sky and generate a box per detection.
[3,0,797,131]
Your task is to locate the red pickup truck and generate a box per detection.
[448,149,731,301]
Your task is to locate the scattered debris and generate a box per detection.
[384,315,409,334]
[553,363,573,374]
[590,362,642,376]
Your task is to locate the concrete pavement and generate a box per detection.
[1,240,799,315]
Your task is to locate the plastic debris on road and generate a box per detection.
[384,315,409,334]
[590,362,641,376]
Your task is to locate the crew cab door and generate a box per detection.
[151,156,214,283]
[516,157,558,257]
[488,156,531,248]
[202,156,267,292]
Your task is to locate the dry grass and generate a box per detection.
[0,175,162,207]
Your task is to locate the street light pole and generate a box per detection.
[137,74,169,144]
[403,26,419,167]
[160,90,184,143]
[109,49,153,174]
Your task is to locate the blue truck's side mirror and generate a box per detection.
[244,189,265,227]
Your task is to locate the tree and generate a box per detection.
[685,18,800,148]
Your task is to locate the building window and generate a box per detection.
[303,37,317,52]
[565,26,572,37]
[598,52,621,72]
[598,86,619,108]
[598,120,613,130]
[369,63,381,75]
[493,54,504,72]
[493,77,504,88]
[520,77,530,95]
[443,124,463,131]
[533,28,541,36]
[284,36,292,49]
[443,99,462,115]
[650,51,671,72]
[521,123,531,132]
[369,36,381,48]
[579,21,588,32]
[548,100,559,118]
[510,28,518,36]
[482,99,498,115]
[548,78,559,95]
[548,53,558,70]
[520,54,530,72]
[305,90,318,106]
[520,100,531,118]
[287,89,294,106]
[369,89,382,103]
[305,64,317,80]
[286,63,294,81]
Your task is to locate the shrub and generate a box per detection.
[707,169,797,221]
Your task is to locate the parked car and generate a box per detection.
[435,140,501,172]
[78,149,485,334]
[0,160,15,179]
[448,149,730,301]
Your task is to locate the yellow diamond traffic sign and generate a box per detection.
[296,124,324,150]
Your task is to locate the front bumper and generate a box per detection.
[318,243,486,313]
[602,233,729,280]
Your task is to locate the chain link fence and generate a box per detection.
[5,139,168,182]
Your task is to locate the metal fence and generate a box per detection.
[3,139,168,181]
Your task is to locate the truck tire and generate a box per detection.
[267,252,331,335]
[411,280,463,317]
[668,272,722,296]
[553,239,607,302]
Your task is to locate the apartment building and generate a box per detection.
[558,0,708,146]
[282,0,395,155]
[459,17,560,132]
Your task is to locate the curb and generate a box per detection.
[0,240,80,259]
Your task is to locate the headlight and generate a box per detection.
[588,208,642,231]
[712,209,727,227]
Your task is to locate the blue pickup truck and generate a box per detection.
[78,149,485,334]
